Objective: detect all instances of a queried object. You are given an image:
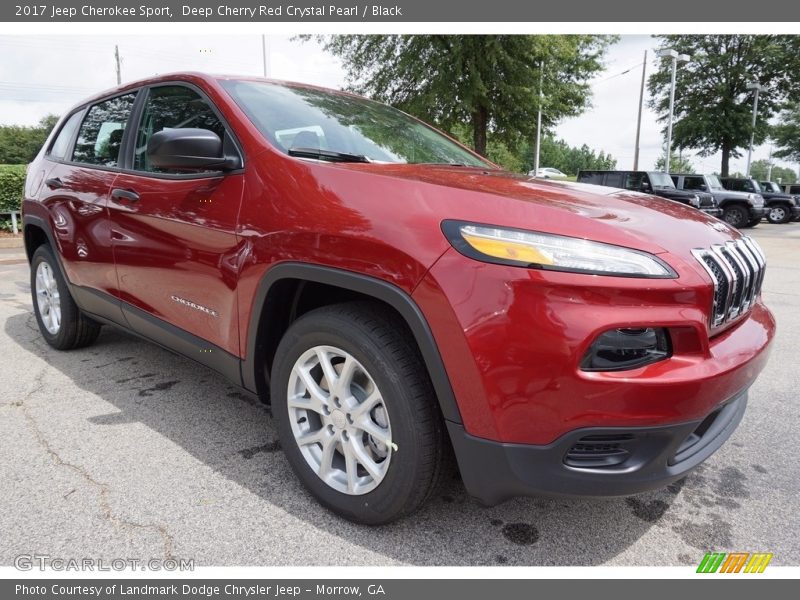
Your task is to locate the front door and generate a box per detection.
[108,84,246,367]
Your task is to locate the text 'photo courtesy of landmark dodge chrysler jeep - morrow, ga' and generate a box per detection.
[22,73,775,524]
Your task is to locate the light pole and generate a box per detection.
[533,61,544,177]
[633,50,647,170]
[745,82,766,177]
[657,49,690,173]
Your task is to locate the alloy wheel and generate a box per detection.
[287,345,393,495]
[35,261,61,335]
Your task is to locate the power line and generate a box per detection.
[595,62,645,85]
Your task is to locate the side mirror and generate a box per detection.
[699,183,707,190]
[147,128,240,171]
[641,182,651,192]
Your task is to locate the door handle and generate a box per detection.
[111,188,140,203]
[45,177,64,189]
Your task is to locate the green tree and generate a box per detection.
[772,102,800,165]
[310,35,613,156]
[0,115,58,165]
[648,35,800,176]
[749,159,797,184]
[0,114,59,164]
[655,151,694,173]
[533,136,616,175]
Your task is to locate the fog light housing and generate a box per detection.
[581,328,671,372]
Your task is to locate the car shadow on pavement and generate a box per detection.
[6,310,692,566]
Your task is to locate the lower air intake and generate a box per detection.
[564,434,635,468]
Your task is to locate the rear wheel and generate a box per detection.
[271,302,447,524]
[30,245,101,350]
[722,204,749,228]
[767,204,792,224]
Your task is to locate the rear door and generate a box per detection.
[36,93,138,322]
[108,83,246,369]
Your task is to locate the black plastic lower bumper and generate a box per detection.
[749,207,766,220]
[448,390,747,506]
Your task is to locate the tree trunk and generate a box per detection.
[472,105,488,157]
[721,144,731,177]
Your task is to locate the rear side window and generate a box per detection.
[624,172,644,191]
[72,93,137,167]
[133,85,226,174]
[580,172,605,185]
[604,173,623,188]
[48,111,83,160]
[683,176,705,191]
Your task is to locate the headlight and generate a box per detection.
[689,195,701,208]
[442,221,676,278]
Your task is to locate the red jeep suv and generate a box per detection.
[23,73,775,524]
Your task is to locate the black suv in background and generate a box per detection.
[761,181,800,220]
[577,170,721,217]
[720,177,798,224]
[671,173,766,228]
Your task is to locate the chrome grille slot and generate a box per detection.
[692,236,766,328]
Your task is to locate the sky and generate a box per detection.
[0,33,795,176]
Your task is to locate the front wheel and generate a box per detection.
[767,205,792,224]
[722,205,749,228]
[271,302,448,524]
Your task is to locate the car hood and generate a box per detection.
[337,164,742,263]
[712,188,752,200]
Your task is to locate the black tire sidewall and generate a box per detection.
[272,311,433,524]
[724,205,747,228]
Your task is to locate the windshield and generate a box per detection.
[220,80,491,167]
[706,174,724,190]
[649,172,675,187]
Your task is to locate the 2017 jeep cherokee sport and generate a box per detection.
[22,73,775,524]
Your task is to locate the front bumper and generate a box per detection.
[749,206,766,220]
[449,389,748,505]
[792,206,800,221]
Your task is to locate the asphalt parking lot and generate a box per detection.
[1,224,798,567]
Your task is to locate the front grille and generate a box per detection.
[692,238,766,328]
[698,192,717,208]
[564,434,635,468]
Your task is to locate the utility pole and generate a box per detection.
[633,50,647,170]
[657,49,690,173]
[533,61,543,176]
[766,146,774,181]
[261,34,270,78]
[745,82,765,177]
[114,44,121,85]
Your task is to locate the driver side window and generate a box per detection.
[134,85,227,174]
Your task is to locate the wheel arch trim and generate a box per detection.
[242,262,463,424]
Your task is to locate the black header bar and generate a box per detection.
[3,0,800,22]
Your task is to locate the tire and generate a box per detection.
[742,218,760,228]
[271,302,447,525]
[767,204,792,224]
[30,245,101,350]
[722,204,749,228]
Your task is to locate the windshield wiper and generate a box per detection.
[288,147,371,163]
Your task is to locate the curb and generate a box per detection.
[0,237,24,249]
